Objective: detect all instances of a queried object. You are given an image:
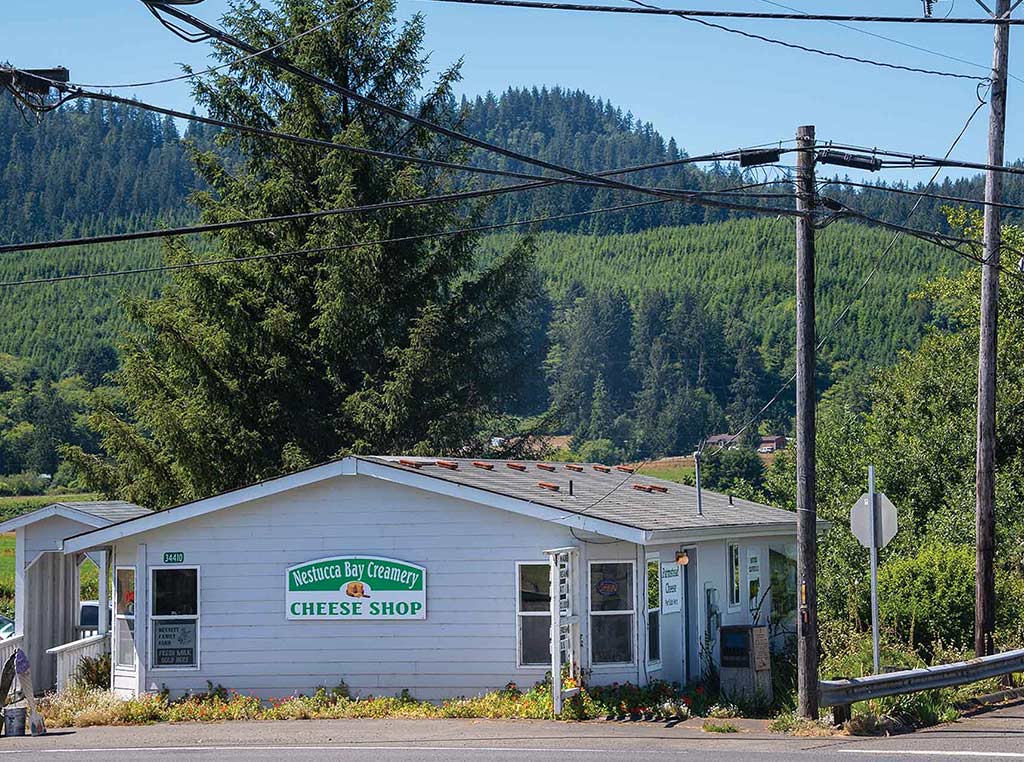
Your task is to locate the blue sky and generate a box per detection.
[3,1,1019,181]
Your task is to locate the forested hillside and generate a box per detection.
[0,83,984,479]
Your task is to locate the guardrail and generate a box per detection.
[820,647,1024,723]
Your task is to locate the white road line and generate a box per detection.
[0,745,676,756]
[839,751,1024,758]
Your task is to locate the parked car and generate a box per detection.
[79,600,111,630]
[0,615,13,641]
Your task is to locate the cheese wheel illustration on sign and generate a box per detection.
[345,581,370,598]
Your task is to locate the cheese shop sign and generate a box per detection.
[286,556,426,620]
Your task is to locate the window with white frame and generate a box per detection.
[727,543,741,610]
[589,561,634,664]
[114,567,136,668]
[517,563,551,667]
[646,556,661,664]
[150,567,199,669]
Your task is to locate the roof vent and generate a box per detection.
[472,461,494,470]
[565,464,584,473]
[633,483,668,493]
[538,481,560,492]
[399,458,424,468]
[537,463,556,472]
[729,494,735,506]
[593,465,611,473]
[615,465,635,474]
[507,462,527,472]
[435,460,459,470]
[632,484,654,493]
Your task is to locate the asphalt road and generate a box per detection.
[2,702,1024,761]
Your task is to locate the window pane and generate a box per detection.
[520,615,551,665]
[153,619,198,668]
[592,613,633,663]
[116,568,135,616]
[590,563,632,612]
[729,546,741,606]
[519,564,551,613]
[116,617,135,667]
[153,569,198,616]
[648,611,660,661]
[647,560,660,610]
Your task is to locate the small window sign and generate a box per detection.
[163,552,185,564]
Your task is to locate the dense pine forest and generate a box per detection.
[0,85,990,480]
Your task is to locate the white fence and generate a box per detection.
[46,633,110,692]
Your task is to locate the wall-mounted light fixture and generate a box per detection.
[675,549,690,566]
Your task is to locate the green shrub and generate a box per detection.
[873,543,975,656]
[702,718,738,733]
[73,653,111,691]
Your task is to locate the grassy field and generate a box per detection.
[0,493,98,524]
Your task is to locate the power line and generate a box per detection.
[51,2,368,90]
[710,95,992,452]
[415,0,1024,25]
[822,179,1024,214]
[0,168,795,255]
[0,197,672,288]
[756,0,1024,84]
[9,80,799,195]
[619,0,987,81]
[143,2,777,207]
[826,141,1024,176]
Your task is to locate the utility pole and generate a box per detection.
[795,124,819,719]
[975,0,1010,659]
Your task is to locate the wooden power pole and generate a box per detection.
[976,0,1011,659]
[795,124,819,719]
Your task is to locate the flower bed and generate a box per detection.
[41,679,721,728]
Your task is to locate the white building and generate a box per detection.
[2,456,800,702]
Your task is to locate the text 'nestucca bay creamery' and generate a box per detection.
[286,556,427,620]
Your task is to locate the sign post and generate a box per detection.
[850,466,898,675]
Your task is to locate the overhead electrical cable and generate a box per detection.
[618,0,986,81]
[824,141,1024,176]
[709,94,991,452]
[821,179,1024,214]
[414,0,1024,25]
[6,77,798,191]
[55,1,369,90]
[0,162,795,255]
[141,2,803,206]
[756,0,1024,84]
[0,198,673,288]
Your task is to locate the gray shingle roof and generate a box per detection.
[365,456,796,533]
[55,501,152,523]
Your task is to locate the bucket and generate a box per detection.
[3,707,25,737]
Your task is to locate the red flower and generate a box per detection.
[695,686,704,695]
[682,696,692,706]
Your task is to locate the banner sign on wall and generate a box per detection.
[286,556,427,620]
[661,562,682,614]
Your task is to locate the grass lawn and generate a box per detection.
[641,461,695,483]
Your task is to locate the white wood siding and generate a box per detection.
[113,474,578,700]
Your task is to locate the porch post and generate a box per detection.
[14,530,25,638]
[97,550,109,636]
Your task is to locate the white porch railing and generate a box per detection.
[47,633,110,692]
